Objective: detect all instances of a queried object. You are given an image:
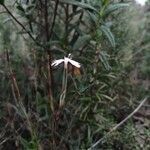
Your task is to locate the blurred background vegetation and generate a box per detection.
[0,0,149,149]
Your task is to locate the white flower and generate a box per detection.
[51,55,81,69]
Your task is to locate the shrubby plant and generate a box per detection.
[0,0,149,149]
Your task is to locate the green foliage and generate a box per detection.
[60,0,98,12]
[105,3,129,16]
[0,0,149,149]
[100,25,115,47]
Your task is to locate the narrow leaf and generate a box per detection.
[101,94,114,101]
[100,25,115,47]
[99,51,111,70]
[73,34,91,50]
[16,5,25,13]
[60,0,98,12]
[105,3,129,16]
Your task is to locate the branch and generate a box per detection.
[6,50,21,103]
[2,4,41,47]
[88,97,148,150]
[44,0,49,41]
[49,0,59,40]
[43,0,57,112]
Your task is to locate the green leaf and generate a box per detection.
[105,3,129,16]
[16,5,25,13]
[73,34,91,50]
[0,0,4,5]
[99,51,111,70]
[87,11,98,25]
[101,94,114,101]
[60,0,98,13]
[100,25,115,47]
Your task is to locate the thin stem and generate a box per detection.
[64,4,69,45]
[47,54,54,112]
[6,50,36,145]
[49,0,59,40]
[6,50,21,102]
[44,0,54,112]
[88,97,148,150]
[59,67,68,108]
[45,0,49,41]
[2,4,41,46]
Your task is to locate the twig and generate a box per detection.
[0,11,7,14]
[6,50,21,102]
[49,0,59,40]
[88,97,148,150]
[2,4,42,47]
[47,54,54,112]
[45,0,49,41]
[0,137,10,146]
[44,0,54,112]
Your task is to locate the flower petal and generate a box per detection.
[51,59,64,67]
[52,56,81,69]
[68,59,80,68]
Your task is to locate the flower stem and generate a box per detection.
[59,67,68,108]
